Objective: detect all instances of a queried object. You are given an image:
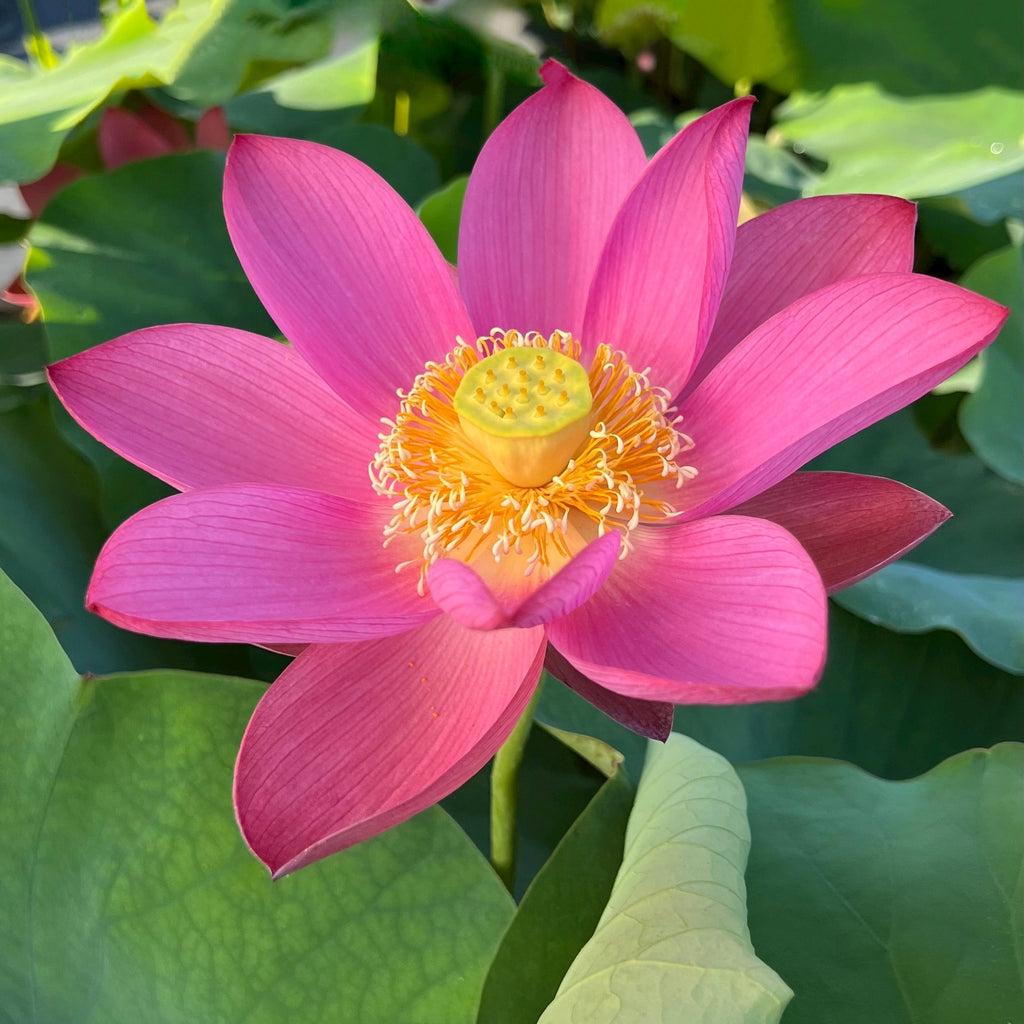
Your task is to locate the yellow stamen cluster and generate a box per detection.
[369,329,696,592]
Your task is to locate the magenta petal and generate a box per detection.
[458,60,646,338]
[681,194,917,400]
[234,617,546,876]
[731,471,951,594]
[48,324,379,499]
[544,644,673,741]
[676,273,1008,519]
[545,516,827,704]
[428,531,621,630]
[582,97,753,393]
[224,135,475,421]
[88,485,435,643]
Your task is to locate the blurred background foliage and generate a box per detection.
[0,2,1021,1022]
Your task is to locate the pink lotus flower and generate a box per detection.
[49,61,1005,877]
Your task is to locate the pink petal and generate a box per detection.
[98,107,178,169]
[730,471,950,594]
[582,97,753,394]
[458,59,646,339]
[544,644,673,741]
[427,531,622,630]
[681,194,917,401]
[427,559,507,630]
[224,135,475,422]
[675,274,1008,519]
[48,324,380,499]
[234,617,546,876]
[512,530,621,627]
[196,107,231,150]
[545,516,827,704]
[87,485,435,643]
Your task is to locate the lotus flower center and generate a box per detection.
[453,347,593,487]
[370,329,696,594]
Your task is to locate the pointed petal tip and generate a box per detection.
[427,559,509,630]
[539,58,572,87]
[545,643,675,741]
[233,620,545,875]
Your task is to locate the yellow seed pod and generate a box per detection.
[453,346,593,487]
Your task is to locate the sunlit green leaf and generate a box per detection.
[740,745,1024,1024]
[775,85,1024,200]
[595,0,800,93]
[0,0,340,183]
[0,568,512,1023]
[539,734,791,1023]
[224,38,380,134]
[959,244,1024,483]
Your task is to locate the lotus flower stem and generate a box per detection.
[490,675,545,892]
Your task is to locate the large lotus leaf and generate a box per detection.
[0,317,47,394]
[788,0,1021,94]
[0,0,338,183]
[959,244,1024,483]
[833,563,1023,673]
[954,170,1024,225]
[162,0,347,106]
[915,199,1015,276]
[0,2,162,183]
[808,408,1023,672]
[477,771,635,1024]
[775,85,1024,201]
[0,568,513,1023]
[541,607,1023,783]
[811,410,1022,577]
[26,150,275,361]
[0,391,274,678]
[739,745,1024,1024]
[595,0,800,93]
[538,734,791,1024]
